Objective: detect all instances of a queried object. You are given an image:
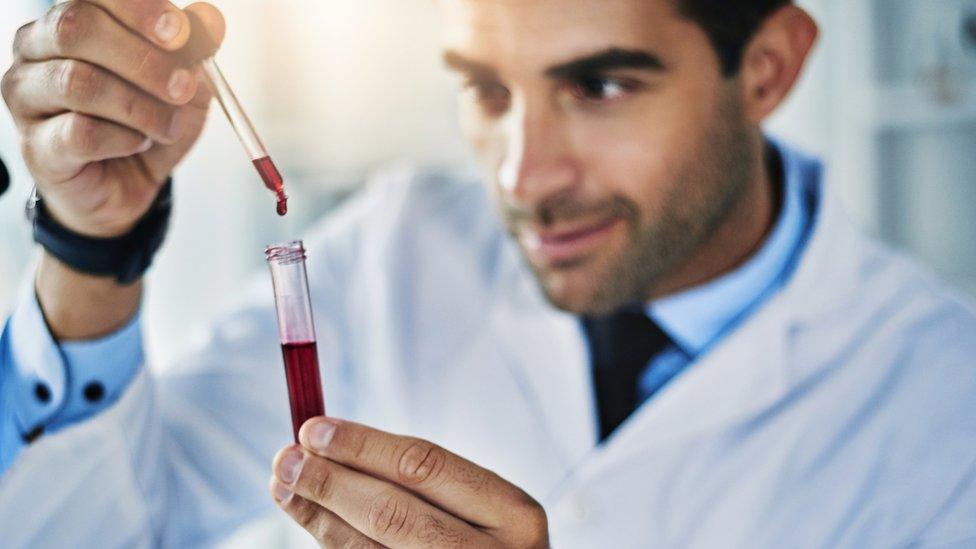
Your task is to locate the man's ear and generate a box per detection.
[738,5,819,124]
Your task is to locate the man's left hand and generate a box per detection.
[271,418,550,548]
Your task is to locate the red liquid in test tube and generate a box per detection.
[267,241,325,441]
[280,341,324,441]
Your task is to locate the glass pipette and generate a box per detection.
[179,12,288,216]
[201,59,288,215]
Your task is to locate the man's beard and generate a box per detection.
[502,92,757,315]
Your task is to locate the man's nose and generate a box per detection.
[496,103,580,209]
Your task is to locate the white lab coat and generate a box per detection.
[2,159,975,548]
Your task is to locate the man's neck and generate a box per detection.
[647,139,781,301]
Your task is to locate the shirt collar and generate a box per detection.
[647,138,810,356]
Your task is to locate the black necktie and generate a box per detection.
[583,309,673,441]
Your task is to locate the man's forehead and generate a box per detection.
[435,0,685,64]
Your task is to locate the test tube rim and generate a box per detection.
[266,240,306,265]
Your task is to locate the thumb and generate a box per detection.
[174,3,227,67]
[185,3,227,52]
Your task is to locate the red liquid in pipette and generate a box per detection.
[280,341,326,441]
[253,156,289,216]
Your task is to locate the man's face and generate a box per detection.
[438,0,758,315]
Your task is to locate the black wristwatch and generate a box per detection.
[26,180,174,285]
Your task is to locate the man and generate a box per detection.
[1,0,975,547]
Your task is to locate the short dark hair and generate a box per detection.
[676,0,793,76]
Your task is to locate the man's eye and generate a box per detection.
[570,76,638,102]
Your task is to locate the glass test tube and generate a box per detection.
[266,241,326,441]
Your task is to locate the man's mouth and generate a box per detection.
[518,216,623,267]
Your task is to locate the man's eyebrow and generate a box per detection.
[442,47,666,80]
[545,48,666,79]
[442,50,498,77]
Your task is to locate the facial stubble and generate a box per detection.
[513,89,757,315]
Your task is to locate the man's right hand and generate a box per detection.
[1,0,225,239]
[1,0,225,341]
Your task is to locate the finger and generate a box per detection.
[138,71,211,183]
[270,478,384,549]
[299,418,540,529]
[10,60,182,144]
[16,2,198,105]
[25,112,152,182]
[83,0,191,50]
[273,446,490,548]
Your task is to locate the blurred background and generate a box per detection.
[1,0,974,546]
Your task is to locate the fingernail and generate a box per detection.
[167,69,192,100]
[167,109,186,141]
[273,480,293,504]
[154,11,182,44]
[278,449,304,484]
[309,421,336,451]
[137,137,153,153]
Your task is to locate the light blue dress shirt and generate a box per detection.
[640,142,811,403]
[0,138,810,474]
[0,285,143,471]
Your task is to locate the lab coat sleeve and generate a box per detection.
[0,183,379,547]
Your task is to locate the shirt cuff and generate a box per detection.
[5,286,144,436]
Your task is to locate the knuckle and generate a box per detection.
[127,46,175,94]
[312,513,352,548]
[12,22,33,57]
[416,514,467,546]
[59,60,101,104]
[20,135,39,170]
[122,92,139,121]
[62,113,98,153]
[1,65,20,107]
[347,426,372,463]
[517,499,549,547]
[290,499,322,532]
[366,491,416,540]
[125,94,167,134]
[397,439,446,487]
[131,45,159,78]
[307,462,337,504]
[51,1,96,54]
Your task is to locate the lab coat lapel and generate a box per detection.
[487,241,598,470]
[591,294,791,468]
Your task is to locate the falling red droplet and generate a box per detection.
[276,198,288,216]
